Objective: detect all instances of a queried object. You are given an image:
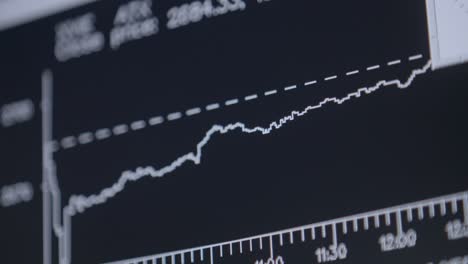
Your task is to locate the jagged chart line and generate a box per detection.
[64,59,432,216]
[53,54,424,151]
[45,60,432,264]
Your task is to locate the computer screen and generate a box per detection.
[0,0,467,263]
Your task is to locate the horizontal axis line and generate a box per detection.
[106,190,466,264]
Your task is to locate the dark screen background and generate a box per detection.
[0,0,467,263]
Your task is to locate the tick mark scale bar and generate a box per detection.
[104,191,467,264]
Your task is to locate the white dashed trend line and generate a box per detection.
[53,54,425,151]
[64,59,432,216]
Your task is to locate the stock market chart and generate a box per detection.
[0,0,467,263]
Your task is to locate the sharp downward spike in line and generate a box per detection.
[65,60,432,216]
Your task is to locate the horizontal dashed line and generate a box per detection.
[54,54,424,150]
[95,128,111,140]
[206,103,220,111]
[409,54,423,61]
[130,120,146,130]
[244,94,258,101]
[284,85,297,91]
[61,136,77,149]
[346,70,359,76]
[149,116,164,126]
[186,107,201,116]
[366,65,380,71]
[167,112,182,121]
[264,89,277,96]
[113,124,128,135]
[78,132,93,144]
[387,59,401,66]
[225,99,239,106]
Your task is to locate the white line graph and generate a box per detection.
[52,54,424,151]
[44,59,433,264]
[64,59,432,216]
